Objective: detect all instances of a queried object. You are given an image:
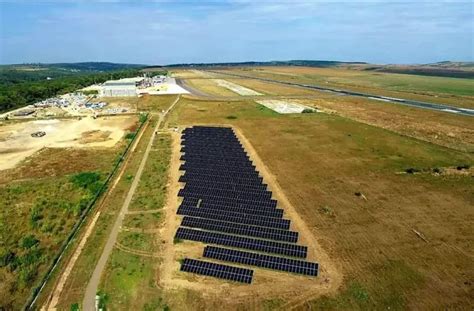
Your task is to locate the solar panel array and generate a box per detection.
[181,258,253,284]
[204,246,318,276]
[175,126,319,283]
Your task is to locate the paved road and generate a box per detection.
[175,78,213,98]
[83,96,181,311]
[205,70,474,117]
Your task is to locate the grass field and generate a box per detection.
[226,78,321,96]
[0,140,130,308]
[297,95,474,152]
[184,78,238,97]
[54,96,177,310]
[98,133,172,310]
[162,97,473,309]
[220,66,474,108]
[53,116,156,310]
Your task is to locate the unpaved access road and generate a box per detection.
[82,96,181,311]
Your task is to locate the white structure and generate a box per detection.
[99,77,144,97]
[137,77,189,95]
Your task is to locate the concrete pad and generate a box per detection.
[256,99,316,114]
[214,79,263,96]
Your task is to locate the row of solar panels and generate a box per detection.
[181,216,298,243]
[180,196,278,211]
[181,178,268,192]
[176,126,318,283]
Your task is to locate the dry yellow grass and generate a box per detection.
[226,78,321,96]
[183,78,237,97]
[161,98,473,309]
[222,66,474,108]
[297,96,474,152]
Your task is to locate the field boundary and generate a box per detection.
[24,113,148,310]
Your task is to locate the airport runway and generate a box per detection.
[206,70,474,117]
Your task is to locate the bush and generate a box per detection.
[70,172,102,195]
[21,235,39,249]
[97,291,109,310]
[0,250,16,268]
[405,168,420,174]
[456,164,470,170]
[302,108,315,113]
[18,265,39,287]
[82,90,98,95]
[30,206,43,228]
[70,172,101,189]
[432,167,442,174]
[20,248,43,266]
[226,115,238,119]
[139,113,148,123]
[125,132,136,140]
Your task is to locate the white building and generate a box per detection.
[99,77,144,97]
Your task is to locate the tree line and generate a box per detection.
[0,69,142,112]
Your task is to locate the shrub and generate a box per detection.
[70,172,101,189]
[20,248,43,266]
[70,172,102,195]
[21,235,39,249]
[226,115,238,119]
[139,113,147,123]
[18,265,38,286]
[125,132,136,139]
[0,250,16,268]
[30,206,43,228]
[432,167,442,174]
[302,108,315,113]
[456,164,470,170]
[97,291,109,310]
[405,168,420,174]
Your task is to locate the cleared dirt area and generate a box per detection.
[0,116,136,170]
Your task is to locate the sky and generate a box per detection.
[0,0,472,65]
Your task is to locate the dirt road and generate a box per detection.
[82,96,181,311]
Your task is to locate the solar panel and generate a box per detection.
[180,258,254,283]
[177,206,291,230]
[178,203,284,219]
[181,216,298,243]
[175,227,307,258]
[203,246,318,276]
[174,126,319,279]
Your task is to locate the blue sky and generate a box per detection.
[0,1,472,65]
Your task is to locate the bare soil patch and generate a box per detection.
[0,115,137,170]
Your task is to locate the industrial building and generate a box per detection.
[99,77,144,97]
